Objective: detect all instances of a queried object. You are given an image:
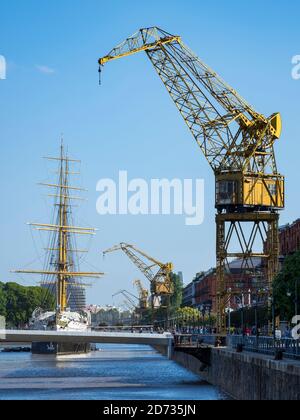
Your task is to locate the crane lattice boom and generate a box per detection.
[133,279,149,310]
[99,27,284,211]
[103,243,173,300]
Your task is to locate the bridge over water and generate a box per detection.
[0,330,173,358]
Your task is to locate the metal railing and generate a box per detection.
[229,335,300,360]
[173,333,300,360]
[174,334,204,348]
[174,334,225,348]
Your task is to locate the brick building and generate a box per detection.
[194,269,217,313]
[279,219,300,256]
[182,279,196,308]
[183,258,263,314]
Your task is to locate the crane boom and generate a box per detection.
[133,280,149,311]
[104,243,156,283]
[99,27,282,179]
[103,243,174,300]
[99,28,255,119]
[112,290,138,309]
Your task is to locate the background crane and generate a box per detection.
[99,27,284,333]
[103,243,174,314]
[112,290,139,325]
[112,289,138,310]
[133,279,149,311]
[113,281,149,324]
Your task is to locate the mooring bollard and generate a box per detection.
[274,350,283,361]
[236,343,244,353]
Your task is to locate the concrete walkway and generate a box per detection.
[0,329,172,347]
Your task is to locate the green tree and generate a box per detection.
[176,307,201,324]
[170,273,183,314]
[1,282,55,327]
[5,283,27,326]
[0,282,7,318]
[273,251,300,321]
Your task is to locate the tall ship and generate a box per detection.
[13,143,104,355]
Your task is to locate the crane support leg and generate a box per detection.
[216,212,279,334]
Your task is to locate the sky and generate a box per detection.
[0,0,299,306]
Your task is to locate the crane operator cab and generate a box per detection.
[215,173,284,211]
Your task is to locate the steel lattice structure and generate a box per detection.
[99,27,285,332]
[103,243,174,311]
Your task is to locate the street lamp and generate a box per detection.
[240,294,245,336]
[201,306,206,329]
[227,288,232,334]
[248,289,252,308]
[197,311,201,333]
[268,295,276,341]
[208,305,212,333]
[252,299,259,337]
[287,278,299,319]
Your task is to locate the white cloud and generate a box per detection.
[36,65,55,75]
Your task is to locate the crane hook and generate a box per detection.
[98,65,102,86]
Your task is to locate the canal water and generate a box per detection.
[0,344,228,400]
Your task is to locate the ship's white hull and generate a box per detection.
[30,309,92,355]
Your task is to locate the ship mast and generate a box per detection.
[58,141,69,311]
[12,142,104,314]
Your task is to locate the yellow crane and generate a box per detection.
[113,282,149,321]
[112,290,138,311]
[103,243,174,311]
[133,279,149,311]
[99,27,284,332]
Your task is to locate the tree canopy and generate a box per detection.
[169,273,183,314]
[0,282,55,327]
[176,306,201,321]
[273,251,300,321]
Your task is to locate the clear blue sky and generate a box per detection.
[0,0,299,305]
